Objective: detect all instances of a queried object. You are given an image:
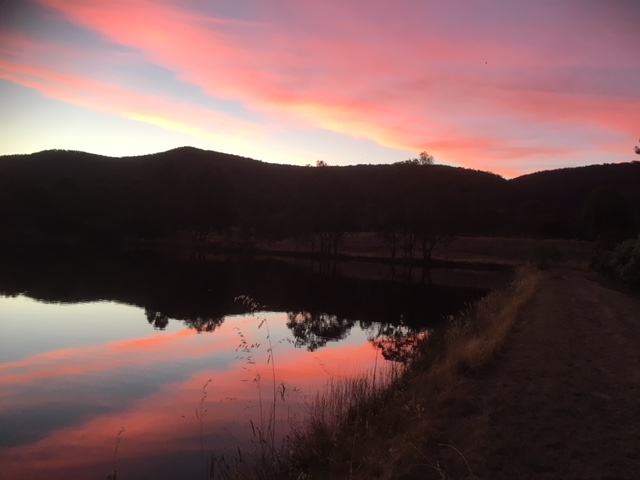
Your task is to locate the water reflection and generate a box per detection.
[370,325,430,364]
[1,307,380,479]
[145,309,224,333]
[287,312,355,351]
[0,247,497,328]
[0,249,501,479]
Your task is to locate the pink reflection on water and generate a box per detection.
[1,310,384,479]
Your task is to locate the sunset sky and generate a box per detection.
[1,1,638,177]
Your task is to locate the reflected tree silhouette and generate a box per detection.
[365,322,429,364]
[146,309,169,330]
[286,311,355,351]
[183,316,224,333]
[145,308,224,333]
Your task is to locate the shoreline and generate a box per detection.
[255,267,640,480]
[219,267,542,479]
[1,234,594,273]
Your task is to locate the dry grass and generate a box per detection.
[303,367,401,435]
[227,267,541,480]
[286,365,405,477]
[441,268,540,373]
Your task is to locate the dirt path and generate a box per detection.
[431,270,640,480]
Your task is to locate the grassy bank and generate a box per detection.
[219,267,541,480]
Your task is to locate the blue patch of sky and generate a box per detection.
[2,0,102,49]
[0,0,45,31]
[2,78,411,165]
[108,60,270,125]
[0,82,216,156]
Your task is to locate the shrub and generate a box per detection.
[592,236,640,290]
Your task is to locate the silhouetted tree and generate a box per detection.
[399,230,417,259]
[414,195,459,265]
[396,151,435,166]
[418,151,435,165]
[375,228,400,261]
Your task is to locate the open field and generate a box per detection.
[260,234,595,268]
[341,234,593,265]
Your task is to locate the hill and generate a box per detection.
[0,148,638,251]
[508,162,640,238]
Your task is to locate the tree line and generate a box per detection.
[1,147,639,256]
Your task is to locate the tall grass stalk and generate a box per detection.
[217,295,286,479]
[196,379,212,474]
[106,426,125,480]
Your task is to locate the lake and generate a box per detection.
[0,249,502,479]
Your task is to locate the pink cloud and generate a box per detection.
[11,0,640,174]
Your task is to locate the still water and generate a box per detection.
[0,251,497,479]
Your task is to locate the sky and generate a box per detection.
[0,0,638,178]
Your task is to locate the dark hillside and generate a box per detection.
[507,161,640,238]
[0,148,637,251]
